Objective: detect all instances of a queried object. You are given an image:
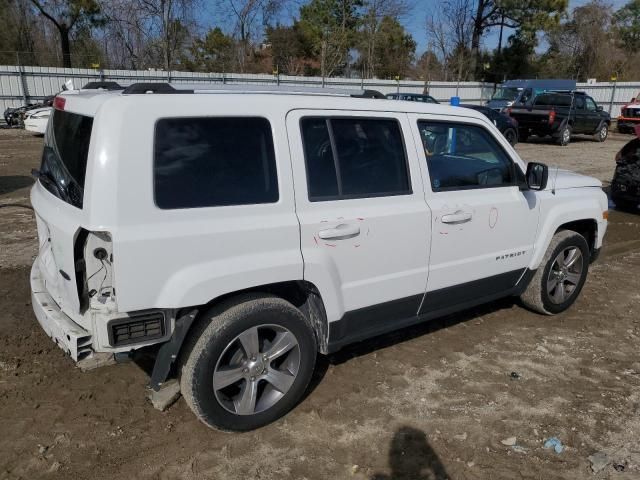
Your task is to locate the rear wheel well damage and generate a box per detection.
[556,219,598,260]
[149,281,330,390]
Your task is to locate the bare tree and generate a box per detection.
[425,0,473,81]
[217,0,284,72]
[359,0,411,78]
[30,0,103,67]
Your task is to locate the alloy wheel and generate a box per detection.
[546,246,584,304]
[213,324,301,415]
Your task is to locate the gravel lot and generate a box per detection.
[1,128,639,480]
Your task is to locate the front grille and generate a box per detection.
[108,311,166,347]
[623,108,640,118]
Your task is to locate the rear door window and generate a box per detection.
[154,117,278,209]
[301,117,411,201]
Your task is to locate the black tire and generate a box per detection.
[503,128,518,145]
[556,124,572,146]
[518,129,529,143]
[520,230,590,315]
[594,122,608,142]
[180,294,317,431]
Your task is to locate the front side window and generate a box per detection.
[301,117,411,201]
[575,96,586,110]
[154,117,278,209]
[585,97,598,111]
[417,121,514,191]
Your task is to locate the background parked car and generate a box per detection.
[23,107,51,135]
[617,92,640,133]
[487,79,576,112]
[611,127,640,211]
[509,91,610,146]
[459,104,519,145]
[3,95,54,127]
[386,93,439,103]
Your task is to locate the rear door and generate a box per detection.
[286,110,431,331]
[409,115,539,313]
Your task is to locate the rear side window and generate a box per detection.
[534,94,571,107]
[154,117,278,209]
[301,117,411,201]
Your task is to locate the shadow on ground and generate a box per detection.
[0,175,33,195]
[371,426,449,480]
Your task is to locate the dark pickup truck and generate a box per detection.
[509,92,610,146]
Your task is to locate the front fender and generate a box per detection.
[529,188,607,269]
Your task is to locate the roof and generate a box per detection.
[56,83,488,123]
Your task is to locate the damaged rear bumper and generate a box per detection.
[30,260,93,361]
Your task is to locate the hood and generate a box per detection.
[26,107,52,118]
[487,99,511,110]
[547,169,602,190]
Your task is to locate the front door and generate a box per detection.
[585,97,602,132]
[286,110,431,335]
[409,115,540,313]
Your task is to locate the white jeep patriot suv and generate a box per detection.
[30,83,608,431]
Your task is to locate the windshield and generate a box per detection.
[38,109,93,209]
[492,87,520,101]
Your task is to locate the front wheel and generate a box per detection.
[180,294,317,431]
[503,128,518,145]
[520,230,590,315]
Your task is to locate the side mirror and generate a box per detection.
[596,105,603,112]
[526,162,549,191]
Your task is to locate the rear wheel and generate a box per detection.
[503,128,518,145]
[556,124,572,146]
[520,230,590,315]
[180,294,317,431]
[594,123,608,142]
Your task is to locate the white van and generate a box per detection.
[31,83,608,431]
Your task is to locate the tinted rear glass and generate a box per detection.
[51,110,93,188]
[39,109,93,208]
[301,117,411,200]
[154,117,278,209]
[534,94,572,107]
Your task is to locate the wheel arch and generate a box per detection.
[555,219,598,260]
[529,196,603,271]
[190,280,330,354]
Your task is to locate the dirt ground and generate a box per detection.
[1,128,640,480]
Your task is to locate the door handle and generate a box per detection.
[441,211,472,224]
[318,224,361,240]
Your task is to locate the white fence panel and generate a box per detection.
[1,64,639,119]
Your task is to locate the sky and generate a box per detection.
[404,0,630,55]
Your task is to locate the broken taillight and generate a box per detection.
[53,96,66,111]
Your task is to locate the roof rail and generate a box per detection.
[120,82,385,98]
[82,81,124,91]
[122,83,194,94]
